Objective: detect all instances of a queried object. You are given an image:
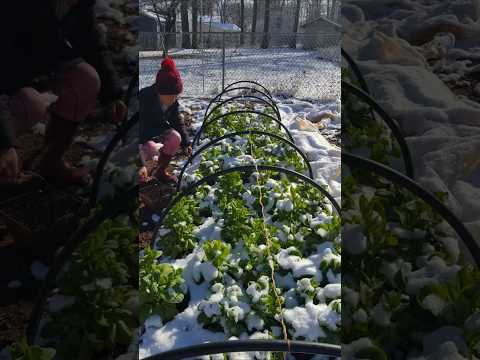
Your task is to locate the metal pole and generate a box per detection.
[200,0,204,94]
[222,32,226,91]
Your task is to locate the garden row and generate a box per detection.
[139,82,342,359]
[342,50,480,359]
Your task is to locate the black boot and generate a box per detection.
[37,115,90,186]
[152,152,177,183]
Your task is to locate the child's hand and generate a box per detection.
[140,141,163,162]
[139,166,148,183]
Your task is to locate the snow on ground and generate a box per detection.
[139,96,340,357]
[140,48,340,101]
[343,0,480,246]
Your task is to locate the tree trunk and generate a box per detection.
[192,0,198,48]
[240,0,245,45]
[217,0,226,23]
[250,0,258,45]
[207,12,213,48]
[149,0,165,55]
[261,0,270,49]
[181,0,191,48]
[290,0,301,48]
[165,8,177,55]
[331,0,338,20]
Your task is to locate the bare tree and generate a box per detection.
[181,0,190,48]
[216,0,227,22]
[240,0,245,45]
[330,0,339,20]
[191,0,198,48]
[141,0,180,56]
[290,0,301,48]
[474,0,480,21]
[261,0,271,49]
[250,0,258,45]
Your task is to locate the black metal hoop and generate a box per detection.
[342,81,415,179]
[143,340,341,360]
[177,130,314,191]
[205,93,281,124]
[118,73,139,145]
[27,186,138,344]
[193,110,293,146]
[152,165,340,246]
[205,85,276,112]
[341,48,370,94]
[90,73,139,207]
[343,152,480,266]
[89,112,139,208]
[204,81,278,124]
[204,85,279,119]
[124,70,139,110]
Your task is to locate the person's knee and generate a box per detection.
[161,129,182,155]
[68,62,101,98]
[52,61,101,122]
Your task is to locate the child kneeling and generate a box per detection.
[139,57,191,183]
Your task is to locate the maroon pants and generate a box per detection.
[7,61,101,137]
[139,129,182,165]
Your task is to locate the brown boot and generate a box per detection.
[37,115,90,186]
[152,152,177,183]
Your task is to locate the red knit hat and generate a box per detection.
[155,57,183,95]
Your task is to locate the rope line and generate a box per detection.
[246,111,289,359]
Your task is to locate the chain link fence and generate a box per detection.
[140,32,340,100]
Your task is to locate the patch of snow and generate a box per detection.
[283,303,328,341]
[275,248,318,279]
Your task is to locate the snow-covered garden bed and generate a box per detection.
[139,90,341,358]
[342,1,480,357]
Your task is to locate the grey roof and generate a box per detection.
[301,16,341,29]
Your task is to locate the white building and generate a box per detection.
[139,9,240,50]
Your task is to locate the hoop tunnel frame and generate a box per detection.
[341,48,370,94]
[204,87,281,122]
[152,164,340,246]
[89,112,139,207]
[177,130,314,191]
[142,340,341,360]
[205,93,282,124]
[90,73,140,207]
[223,80,275,99]
[148,165,341,357]
[343,152,480,266]
[193,110,294,146]
[342,80,415,179]
[204,80,277,120]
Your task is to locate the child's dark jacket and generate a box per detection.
[139,84,189,147]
